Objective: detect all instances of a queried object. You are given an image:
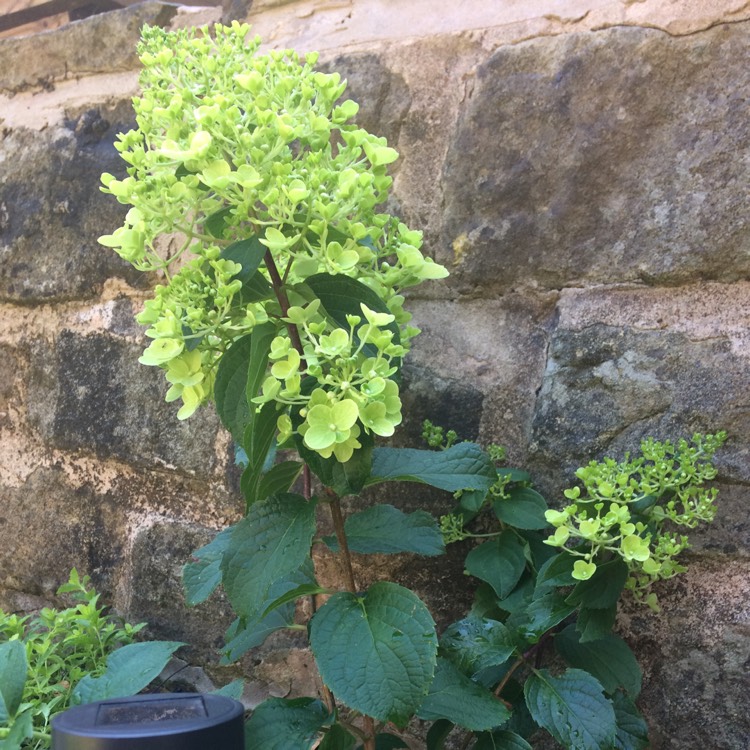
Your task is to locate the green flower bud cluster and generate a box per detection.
[256,301,403,462]
[544,433,726,602]
[99,23,448,433]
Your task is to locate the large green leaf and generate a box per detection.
[518,591,576,643]
[0,641,26,720]
[318,725,357,750]
[465,531,527,600]
[241,402,286,507]
[565,559,629,609]
[72,641,183,705]
[612,691,650,750]
[182,525,235,606]
[222,236,274,303]
[323,505,444,556]
[472,730,533,750]
[222,560,315,662]
[440,616,515,677]
[309,582,437,727]
[305,273,400,352]
[369,444,497,493]
[555,625,642,698]
[493,488,549,530]
[221,494,316,619]
[417,657,511,731]
[575,604,618,643]
[257,461,303,501]
[319,724,358,750]
[0,708,32,750]
[426,719,454,750]
[245,697,333,750]
[524,668,616,750]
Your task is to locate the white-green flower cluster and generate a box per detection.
[99,23,448,447]
[543,433,726,607]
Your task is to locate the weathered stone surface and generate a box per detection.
[619,556,750,750]
[0,466,126,610]
[0,107,147,303]
[127,522,234,662]
[441,24,750,294]
[319,53,411,149]
[0,2,178,94]
[26,330,221,475]
[407,296,555,464]
[529,324,749,510]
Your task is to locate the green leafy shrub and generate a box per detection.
[0,570,181,749]
[100,22,727,750]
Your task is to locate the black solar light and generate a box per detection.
[51,693,244,750]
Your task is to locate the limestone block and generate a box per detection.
[0,106,147,302]
[442,23,750,294]
[0,2,178,94]
[619,556,750,749]
[26,329,221,475]
[0,466,126,609]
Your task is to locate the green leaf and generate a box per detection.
[440,616,515,677]
[555,625,642,698]
[323,505,444,556]
[496,468,531,483]
[306,273,400,353]
[213,328,269,442]
[457,489,487,514]
[518,591,576,643]
[369,444,497,493]
[212,678,244,700]
[612,691,650,750]
[204,206,232,238]
[245,323,278,406]
[241,402,282,507]
[309,582,437,727]
[576,605,617,643]
[362,736,409,750]
[222,560,315,662]
[222,236,274,303]
[72,641,183,705]
[330,438,374,496]
[0,708,33,750]
[262,583,330,618]
[222,494,317,619]
[426,719,454,750]
[257,461,303,501]
[493,488,549,530]
[536,552,576,589]
[418,657,511,731]
[245,697,333,750]
[472,730,533,750]
[0,641,26,720]
[524,668,616,750]
[565,559,629,609]
[182,525,235,606]
[319,724,357,750]
[465,531,527,600]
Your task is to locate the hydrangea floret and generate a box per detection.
[543,432,726,606]
[99,22,447,450]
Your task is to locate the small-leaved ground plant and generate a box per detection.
[0,570,183,749]
[99,22,727,749]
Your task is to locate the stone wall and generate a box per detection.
[0,2,748,747]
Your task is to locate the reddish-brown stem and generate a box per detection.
[264,250,374,748]
[263,249,307,369]
[327,490,358,594]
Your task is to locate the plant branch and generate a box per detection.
[264,249,307,369]
[327,490,358,594]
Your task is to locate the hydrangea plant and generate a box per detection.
[99,23,726,750]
